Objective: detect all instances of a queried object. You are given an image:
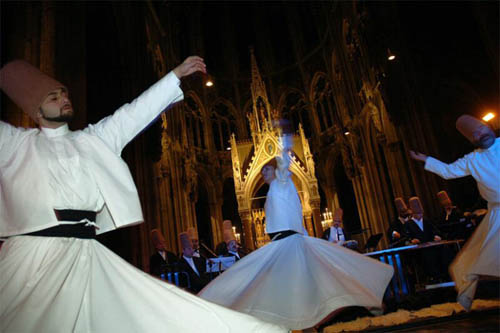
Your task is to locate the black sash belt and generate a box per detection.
[54,209,96,222]
[24,209,97,239]
[268,230,298,241]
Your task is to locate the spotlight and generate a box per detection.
[482,112,495,122]
[204,74,214,87]
[387,48,396,61]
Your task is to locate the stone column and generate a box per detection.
[240,210,255,250]
[304,214,314,237]
[309,199,323,237]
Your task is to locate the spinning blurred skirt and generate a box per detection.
[199,234,393,330]
[0,236,286,333]
[450,203,500,310]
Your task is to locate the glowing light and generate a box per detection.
[482,112,495,122]
[387,48,396,61]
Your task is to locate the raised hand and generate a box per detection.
[409,150,428,162]
[173,56,207,79]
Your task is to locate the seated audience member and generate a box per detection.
[149,229,180,277]
[322,208,352,246]
[187,227,214,259]
[406,197,442,244]
[437,191,464,224]
[223,220,245,261]
[436,191,469,239]
[179,232,209,293]
[387,197,411,247]
[406,197,453,282]
[215,240,228,257]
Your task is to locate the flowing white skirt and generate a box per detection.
[450,204,500,310]
[0,236,286,333]
[199,234,394,330]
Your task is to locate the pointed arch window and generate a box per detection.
[211,102,237,151]
[184,95,206,149]
[281,91,311,137]
[313,76,339,132]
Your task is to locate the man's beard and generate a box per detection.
[42,108,74,123]
[473,133,495,149]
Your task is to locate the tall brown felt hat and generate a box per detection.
[437,191,452,207]
[187,227,198,240]
[151,229,165,247]
[179,232,192,249]
[394,197,409,214]
[222,220,236,243]
[456,115,485,143]
[333,208,343,221]
[0,60,66,123]
[408,197,424,215]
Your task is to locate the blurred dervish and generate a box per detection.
[199,119,394,330]
[410,114,500,311]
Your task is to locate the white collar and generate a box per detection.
[41,124,69,138]
[412,217,423,223]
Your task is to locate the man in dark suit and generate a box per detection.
[322,208,352,246]
[406,197,442,244]
[387,198,411,247]
[436,190,470,240]
[179,232,210,293]
[406,197,453,283]
[149,229,179,278]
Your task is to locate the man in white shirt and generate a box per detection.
[0,58,285,332]
[410,114,500,310]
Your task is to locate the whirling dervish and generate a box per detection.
[199,122,394,330]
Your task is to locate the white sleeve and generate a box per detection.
[0,121,25,162]
[275,135,293,182]
[424,155,471,180]
[84,71,183,155]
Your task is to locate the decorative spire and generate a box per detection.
[249,47,274,132]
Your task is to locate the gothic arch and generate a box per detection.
[278,87,312,137]
[209,98,240,151]
[184,91,208,149]
[310,72,339,132]
[185,90,208,118]
[277,87,307,111]
[196,167,218,204]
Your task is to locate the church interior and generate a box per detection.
[1,1,499,331]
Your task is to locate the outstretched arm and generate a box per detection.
[0,121,29,163]
[85,56,206,155]
[275,134,293,182]
[410,150,470,179]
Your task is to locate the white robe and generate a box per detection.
[199,139,394,330]
[425,137,500,310]
[0,72,285,332]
